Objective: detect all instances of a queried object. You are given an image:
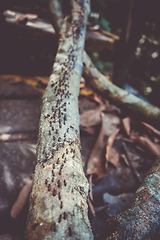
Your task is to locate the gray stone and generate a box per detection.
[103,192,134,217]
[0,141,36,215]
[0,234,12,240]
[0,99,41,134]
[92,165,137,197]
[0,78,42,100]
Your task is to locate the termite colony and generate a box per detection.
[33,5,89,233]
[40,47,79,163]
[36,44,81,236]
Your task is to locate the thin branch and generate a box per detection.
[82,51,160,130]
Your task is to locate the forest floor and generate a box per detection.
[0,75,160,240]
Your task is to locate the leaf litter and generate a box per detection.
[79,82,160,232]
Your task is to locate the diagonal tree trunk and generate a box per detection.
[82,51,160,130]
[106,156,160,240]
[25,0,93,239]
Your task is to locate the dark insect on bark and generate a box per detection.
[51,222,56,232]
[57,180,61,188]
[52,170,55,176]
[68,227,72,237]
[48,184,51,191]
[58,214,62,223]
[57,158,60,164]
[60,164,64,170]
[64,180,67,186]
[53,189,56,196]
[42,163,45,168]
[63,212,67,220]
[58,192,61,200]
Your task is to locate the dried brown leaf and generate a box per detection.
[10,179,33,218]
[105,129,120,167]
[79,88,94,96]
[123,137,146,153]
[92,93,104,104]
[108,147,119,167]
[87,113,120,179]
[102,113,120,136]
[104,104,121,115]
[80,103,106,128]
[87,114,108,178]
[87,198,95,217]
[141,121,160,137]
[81,126,96,135]
[132,136,160,157]
[122,117,131,136]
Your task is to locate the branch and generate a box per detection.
[25,0,93,239]
[82,51,160,130]
[106,156,160,239]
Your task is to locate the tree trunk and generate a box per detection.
[106,157,160,240]
[25,0,93,239]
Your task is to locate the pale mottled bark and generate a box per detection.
[106,157,160,240]
[82,51,160,130]
[25,0,93,239]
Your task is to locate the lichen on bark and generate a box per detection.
[25,0,93,239]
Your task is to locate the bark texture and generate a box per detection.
[106,157,160,240]
[25,0,93,239]
[83,51,160,130]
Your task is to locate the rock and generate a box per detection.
[92,165,137,198]
[0,234,13,240]
[103,192,134,217]
[0,99,41,134]
[0,141,36,209]
[0,141,36,235]
[0,77,42,100]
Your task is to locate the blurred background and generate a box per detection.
[0,0,160,106]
